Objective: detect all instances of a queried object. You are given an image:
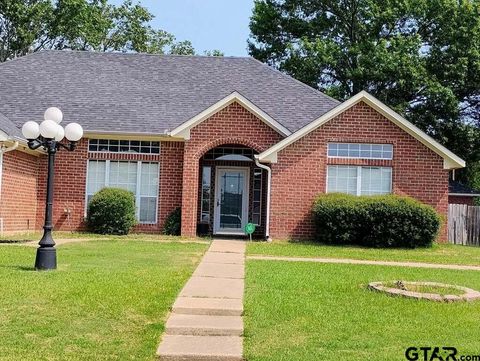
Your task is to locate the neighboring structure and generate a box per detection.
[0,51,466,241]
[449,180,480,205]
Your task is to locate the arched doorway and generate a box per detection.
[197,144,266,238]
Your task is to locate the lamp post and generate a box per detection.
[22,108,83,270]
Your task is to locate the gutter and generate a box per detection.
[255,155,272,242]
[0,140,19,236]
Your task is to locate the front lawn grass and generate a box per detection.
[0,240,208,360]
[248,241,480,266]
[0,231,211,243]
[244,260,480,361]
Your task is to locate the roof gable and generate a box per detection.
[258,91,465,170]
[169,92,291,139]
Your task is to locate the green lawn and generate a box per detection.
[248,241,480,266]
[244,260,480,361]
[0,231,211,243]
[0,240,208,361]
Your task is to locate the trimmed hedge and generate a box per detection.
[312,193,441,248]
[163,207,181,236]
[87,188,137,235]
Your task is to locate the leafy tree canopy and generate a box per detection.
[0,0,222,62]
[249,0,480,184]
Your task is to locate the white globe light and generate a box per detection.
[64,122,83,142]
[54,125,65,142]
[22,121,40,139]
[40,119,59,139]
[44,107,63,124]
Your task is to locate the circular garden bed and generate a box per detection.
[368,281,480,302]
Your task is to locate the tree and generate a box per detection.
[249,0,480,184]
[0,0,222,62]
[0,0,52,62]
[204,49,224,56]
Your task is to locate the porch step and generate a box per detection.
[172,297,243,316]
[165,314,243,336]
[157,335,243,361]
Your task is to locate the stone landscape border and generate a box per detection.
[368,281,480,302]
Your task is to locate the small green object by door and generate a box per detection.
[245,223,256,241]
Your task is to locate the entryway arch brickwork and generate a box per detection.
[180,101,284,236]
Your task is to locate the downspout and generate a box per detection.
[254,155,272,242]
[0,141,19,236]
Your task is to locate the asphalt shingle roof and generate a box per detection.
[449,180,480,195]
[0,111,22,138]
[0,50,339,135]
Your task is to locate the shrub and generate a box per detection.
[87,188,137,235]
[163,207,181,236]
[312,193,441,248]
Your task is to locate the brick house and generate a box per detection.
[0,51,465,241]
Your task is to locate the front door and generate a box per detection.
[214,167,249,235]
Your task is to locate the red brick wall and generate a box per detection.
[158,142,184,231]
[449,195,476,205]
[270,101,450,242]
[0,149,39,233]
[35,139,184,233]
[181,102,284,236]
[36,139,89,231]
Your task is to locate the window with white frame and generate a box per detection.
[86,160,159,223]
[88,139,160,154]
[327,165,392,195]
[327,143,393,160]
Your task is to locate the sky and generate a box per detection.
[109,0,255,56]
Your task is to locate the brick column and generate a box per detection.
[181,150,200,237]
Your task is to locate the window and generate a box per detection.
[252,168,262,225]
[327,166,358,195]
[86,160,106,204]
[360,167,392,195]
[139,163,160,223]
[200,166,211,223]
[86,160,159,223]
[88,139,160,154]
[327,165,392,195]
[327,143,393,160]
[202,145,256,161]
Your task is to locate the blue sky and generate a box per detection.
[109,1,255,56]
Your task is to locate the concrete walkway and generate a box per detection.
[248,255,480,271]
[157,239,246,361]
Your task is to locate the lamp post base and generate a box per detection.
[35,247,57,270]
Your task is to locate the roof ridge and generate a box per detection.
[35,49,252,60]
[248,57,340,104]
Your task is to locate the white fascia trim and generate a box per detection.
[84,131,184,141]
[168,91,292,140]
[258,91,466,170]
[449,193,480,197]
